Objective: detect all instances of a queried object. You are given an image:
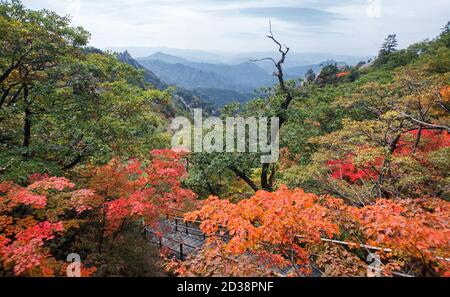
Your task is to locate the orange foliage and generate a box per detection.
[185,185,340,276]
[353,198,450,276]
[439,86,450,101]
[183,186,450,277]
[336,71,350,78]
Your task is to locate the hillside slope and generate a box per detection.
[117,51,168,90]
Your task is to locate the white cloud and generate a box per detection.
[21,0,450,56]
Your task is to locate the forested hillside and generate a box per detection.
[117,50,217,114]
[136,52,349,107]
[0,0,449,278]
[177,22,450,277]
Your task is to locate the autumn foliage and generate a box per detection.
[92,149,195,233]
[353,198,450,276]
[327,130,450,184]
[440,86,450,100]
[395,130,450,156]
[176,186,450,277]
[336,71,350,78]
[0,149,195,276]
[0,176,81,276]
[326,157,382,183]
[1,2,449,278]
[184,186,339,276]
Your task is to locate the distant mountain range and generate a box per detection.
[137,52,276,93]
[115,49,368,108]
[107,46,369,67]
[117,51,217,113]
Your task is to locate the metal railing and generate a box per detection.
[144,226,199,260]
[146,207,448,277]
[165,207,450,262]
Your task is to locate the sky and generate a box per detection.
[22,0,450,56]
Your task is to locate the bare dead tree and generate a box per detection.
[250,21,293,125]
[249,21,294,191]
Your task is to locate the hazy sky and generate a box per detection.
[22,0,450,56]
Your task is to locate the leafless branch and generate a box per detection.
[249,57,277,66]
[402,113,450,131]
[436,101,450,114]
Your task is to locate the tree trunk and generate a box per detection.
[0,66,16,86]
[231,166,259,192]
[63,154,83,170]
[22,86,31,157]
[261,163,273,191]
[377,126,404,197]
[0,85,13,108]
[412,125,423,155]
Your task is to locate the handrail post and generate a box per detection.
[180,244,183,260]
[175,218,178,232]
[159,237,162,247]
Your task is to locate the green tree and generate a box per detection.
[0,1,171,182]
[0,0,89,153]
[375,34,399,66]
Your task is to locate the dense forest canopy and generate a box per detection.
[0,1,449,277]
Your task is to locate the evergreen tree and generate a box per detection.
[441,21,450,35]
[375,34,398,66]
[381,34,399,54]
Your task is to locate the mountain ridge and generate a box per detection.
[117,50,219,113]
[107,46,368,67]
[137,54,277,93]
[119,50,361,108]
[116,51,168,90]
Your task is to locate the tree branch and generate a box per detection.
[402,113,450,132]
[249,57,277,67]
[230,166,259,192]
